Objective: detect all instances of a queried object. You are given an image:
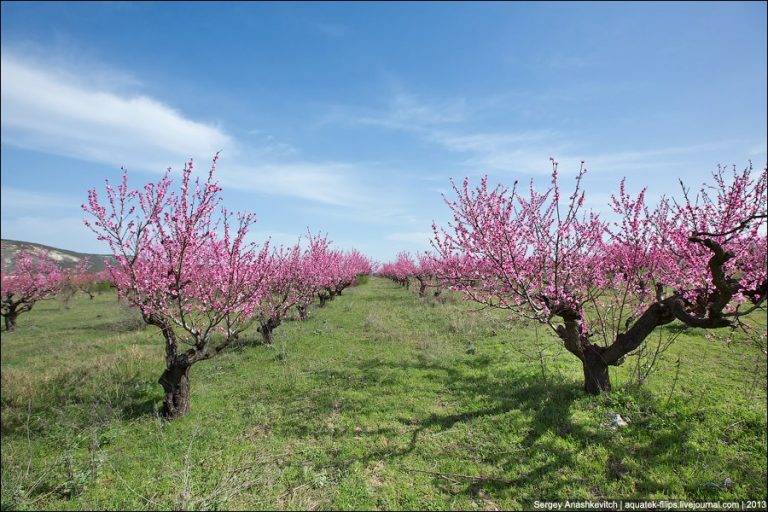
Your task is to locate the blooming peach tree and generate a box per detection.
[294,231,332,320]
[379,251,417,288]
[1,251,63,331]
[254,243,304,345]
[83,155,270,418]
[434,161,766,394]
[317,249,373,305]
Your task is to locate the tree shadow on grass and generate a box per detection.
[272,354,700,501]
[54,315,147,335]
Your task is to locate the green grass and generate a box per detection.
[1,278,766,510]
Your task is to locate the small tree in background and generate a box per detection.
[254,244,303,345]
[413,252,439,297]
[316,249,372,305]
[333,249,372,296]
[58,260,92,307]
[1,251,63,331]
[295,231,332,320]
[379,251,417,288]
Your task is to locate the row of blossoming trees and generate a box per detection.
[77,155,372,418]
[3,156,765,416]
[0,254,112,331]
[381,161,767,394]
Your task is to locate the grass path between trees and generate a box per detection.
[2,277,766,510]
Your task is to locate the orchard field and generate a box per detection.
[2,277,766,510]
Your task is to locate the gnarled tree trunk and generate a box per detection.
[258,317,281,345]
[298,304,309,320]
[145,313,194,419]
[159,364,191,419]
[582,347,611,394]
[1,300,28,332]
[4,312,17,332]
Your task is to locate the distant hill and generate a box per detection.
[1,239,117,273]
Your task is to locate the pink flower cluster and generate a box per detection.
[379,251,417,286]
[432,160,767,342]
[378,251,440,296]
[82,155,373,352]
[1,251,64,330]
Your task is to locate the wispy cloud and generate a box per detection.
[1,52,233,172]
[245,130,299,157]
[321,89,566,174]
[222,161,370,207]
[323,90,475,133]
[323,89,753,178]
[0,51,386,211]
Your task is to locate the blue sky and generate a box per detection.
[1,1,766,262]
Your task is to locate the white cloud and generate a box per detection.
[222,161,371,207]
[0,51,388,213]
[322,89,753,180]
[1,52,233,172]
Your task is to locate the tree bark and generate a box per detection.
[582,347,611,394]
[555,310,613,394]
[260,326,274,345]
[4,312,17,332]
[159,364,191,419]
[298,304,309,320]
[258,317,280,345]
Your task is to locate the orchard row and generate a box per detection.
[2,156,766,418]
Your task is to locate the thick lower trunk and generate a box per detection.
[298,304,309,320]
[159,364,191,419]
[418,281,427,297]
[556,312,611,394]
[259,318,280,345]
[582,349,611,394]
[4,313,17,332]
[319,293,328,307]
[260,326,274,345]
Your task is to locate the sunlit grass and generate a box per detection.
[1,279,766,510]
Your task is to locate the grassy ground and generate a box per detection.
[1,277,766,510]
